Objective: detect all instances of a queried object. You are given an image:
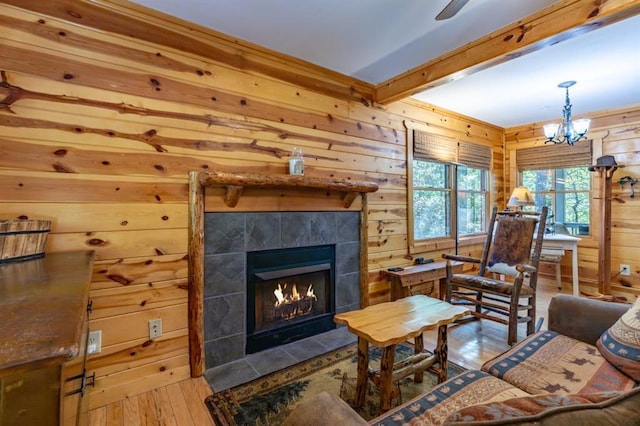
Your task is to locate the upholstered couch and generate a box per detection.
[284,295,640,425]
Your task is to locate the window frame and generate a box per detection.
[410,159,453,242]
[456,165,490,237]
[406,124,491,253]
[513,141,593,237]
[518,167,591,236]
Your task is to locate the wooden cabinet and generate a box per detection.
[61,309,93,426]
[0,251,94,426]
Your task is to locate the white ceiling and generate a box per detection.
[130,0,640,128]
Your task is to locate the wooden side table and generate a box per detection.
[542,234,580,296]
[382,260,463,301]
[334,295,469,414]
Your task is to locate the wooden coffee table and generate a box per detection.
[333,295,469,413]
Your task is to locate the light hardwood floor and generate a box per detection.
[88,375,216,426]
[428,277,572,371]
[87,278,569,426]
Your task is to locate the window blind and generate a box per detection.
[413,130,457,163]
[413,130,491,169]
[458,140,492,170]
[516,140,592,170]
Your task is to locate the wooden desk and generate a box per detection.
[382,261,463,301]
[542,234,581,296]
[334,295,469,413]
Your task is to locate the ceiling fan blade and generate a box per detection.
[436,0,470,20]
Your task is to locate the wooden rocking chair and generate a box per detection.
[443,206,548,345]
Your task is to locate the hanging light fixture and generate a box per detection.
[543,81,591,146]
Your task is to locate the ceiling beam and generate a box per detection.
[374,0,640,105]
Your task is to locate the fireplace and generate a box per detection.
[203,211,361,369]
[246,245,336,353]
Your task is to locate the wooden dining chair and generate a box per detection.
[443,206,548,345]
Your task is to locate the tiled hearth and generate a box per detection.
[205,327,356,391]
[202,211,361,390]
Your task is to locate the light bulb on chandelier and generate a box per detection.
[543,81,590,146]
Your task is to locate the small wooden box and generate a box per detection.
[0,220,51,263]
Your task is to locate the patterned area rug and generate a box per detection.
[204,342,466,425]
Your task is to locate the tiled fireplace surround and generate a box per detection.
[203,211,361,389]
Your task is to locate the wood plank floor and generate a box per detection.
[88,278,569,426]
[427,278,572,371]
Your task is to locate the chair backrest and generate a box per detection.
[480,206,548,278]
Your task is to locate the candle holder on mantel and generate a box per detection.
[589,155,624,299]
[289,147,304,175]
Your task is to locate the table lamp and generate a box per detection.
[507,187,535,211]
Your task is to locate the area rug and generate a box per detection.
[204,342,466,425]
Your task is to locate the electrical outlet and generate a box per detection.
[620,264,631,276]
[88,330,102,354]
[149,319,162,339]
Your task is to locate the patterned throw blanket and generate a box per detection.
[482,330,636,395]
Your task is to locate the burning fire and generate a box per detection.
[273,282,317,319]
[274,283,316,305]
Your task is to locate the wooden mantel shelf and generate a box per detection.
[198,171,379,208]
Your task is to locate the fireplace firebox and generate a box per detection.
[246,245,336,354]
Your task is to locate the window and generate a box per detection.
[521,167,590,235]
[412,160,450,239]
[516,142,592,236]
[458,166,488,235]
[410,129,490,245]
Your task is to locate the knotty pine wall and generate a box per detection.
[0,3,502,408]
[505,108,640,300]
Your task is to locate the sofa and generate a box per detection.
[284,295,640,425]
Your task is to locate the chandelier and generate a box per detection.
[543,81,591,146]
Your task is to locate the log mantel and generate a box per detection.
[198,170,379,208]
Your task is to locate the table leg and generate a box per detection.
[571,246,579,297]
[354,337,369,408]
[414,333,424,383]
[379,345,396,413]
[434,324,448,383]
[438,277,447,300]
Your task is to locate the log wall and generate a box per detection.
[0,3,502,408]
[3,0,636,410]
[505,108,640,300]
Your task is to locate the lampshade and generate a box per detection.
[543,123,560,139]
[507,187,535,208]
[572,118,591,136]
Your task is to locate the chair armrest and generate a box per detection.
[442,253,481,264]
[516,264,537,274]
[548,295,630,345]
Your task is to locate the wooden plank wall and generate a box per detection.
[0,3,498,409]
[505,108,640,300]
